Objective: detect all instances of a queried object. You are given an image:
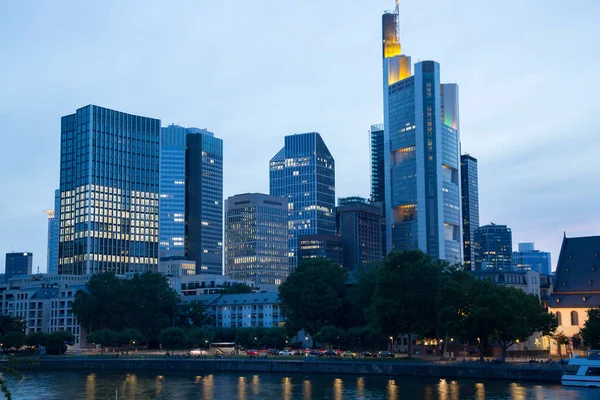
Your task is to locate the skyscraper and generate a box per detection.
[159,124,224,275]
[461,154,479,270]
[5,252,33,281]
[474,223,513,270]
[225,193,289,291]
[382,3,462,263]
[186,128,223,275]
[43,189,60,274]
[269,132,335,269]
[58,105,160,275]
[513,243,552,276]
[298,234,344,267]
[370,124,385,204]
[336,197,384,271]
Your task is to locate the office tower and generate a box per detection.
[58,105,160,275]
[159,125,224,275]
[460,154,479,270]
[370,124,385,204]
[42,189,60,274]
[298,234,344,267]
[225,193,289,291]
[382,2,462,263]
[336,197,384,271]
[186,128,223,275]
[5,252,33,281]
[269,132,335,270]
[473,223,513,270]
[513,242,552,276]
[159,125,187,260]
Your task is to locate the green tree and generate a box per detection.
[87,329,117,355]
[278,258,348,341]
[314,325,347,349]
[370,251,442,357]
[552,331,570,358]
[158,327,186,353]
[72,272,127,332]
[116,329,144,354]
[0,316,25,336]
[343,263,380,328]
[187,327,215,349]
[175,300,210,327]
[25,332,47,349]
[1,332,25,352]
[46,331,75,355]
[580,308,600,350]
[220,283,254,295]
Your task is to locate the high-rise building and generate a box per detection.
[58,105,160,275]
[225,193,289,291]
[5,252,33,281]
[159,124,224,275]
[186,128,223,275]
[513,243,552,276]
[382,3,462,263]
[43,189,60,274]
[336,197,384,271]
[460,154,479,270]
[370,124,385,204]
[269,132,335,270]
[298,234,344,267]
[474,223,513,270]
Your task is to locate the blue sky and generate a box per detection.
[0,0,598,272]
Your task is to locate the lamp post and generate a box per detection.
[389,336,393,353]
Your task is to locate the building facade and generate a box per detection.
[548,235,600,355]
[370,125,387,256]
[460,154,479,270]
[225,193,289,292]
[269,132,335,270]
[513,242,552,276]
[382,4,462,264]
[336,197,384,271]
[58,105,160,275]
[186,128,224,275]
[473,224,513,270]
[5,252,33,281]
[43,190,60,274]
[206,293,283,328]
[298,234,344,267]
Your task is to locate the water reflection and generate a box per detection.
[449,380,459,400]
[438,378,448,400]
[333,378,343,400]
[202,374,214,400]
[509,382,526,400]
[357,377,365,398]
[155,375,164,397]
[252,375,260,395]
[424,383,434,400]
[387,379,398,400]
[282,376,292,400]
[303,379,312,400]
[475,382,485,400]
[85,373,95,400]
[120,373,137,400]
[238,376,246,400]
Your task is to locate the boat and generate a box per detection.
[561,350,600,388]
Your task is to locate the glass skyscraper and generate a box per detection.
[5,252,33,281]
[269,132,335,269]
[225,193,289,291]
[461,154,479,270]
[58,105,160,275]
[159,125,223,275]
[382,3,462,263]
[474,223,513,270]
[513,243,552,276]
[370,124,385,204]
[42,189,60,274]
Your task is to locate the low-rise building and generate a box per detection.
[471,269,541,298]
[209,292,283,328]
[163,274,258,297]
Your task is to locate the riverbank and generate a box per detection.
[7,357,565,383]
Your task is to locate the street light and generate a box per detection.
[389,336,393,353]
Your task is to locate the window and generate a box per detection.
[571,311,579,326]
[556,312,562,326]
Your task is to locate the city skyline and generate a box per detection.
[1,0,599,272]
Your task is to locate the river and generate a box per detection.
[6,371,596,399]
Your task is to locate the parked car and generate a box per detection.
[343,351,357,358]
[292,350,303,356]
[360,351,374,358]
[267,349,279,356]
[309,349,323,357]
[324,349,339,357]
[378,351,394,358]
[246,350,259,357]
[279,350,293,356]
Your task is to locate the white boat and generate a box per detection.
[561,350,600,388]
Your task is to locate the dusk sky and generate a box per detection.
[1,0,598,273]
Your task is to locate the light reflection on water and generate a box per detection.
[6,371,598,400]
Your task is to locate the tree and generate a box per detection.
[87,329,117,355]
[1,332,25,352]
[279,258,348,341]
[116,329,144,354]
[175,300,210,327]
[552,331,570,358]
[72,272,127,332]
[220,283,254,295]
[0,316,25,336]
[187,328,215,349]
[314,325,347,349]
[343,263,380,328]
[25,332,47,349]
[370,251,442,358]
[158,327,186,353]
[46,331,75,355]
[436,267,474,347]
[580,308,600,350]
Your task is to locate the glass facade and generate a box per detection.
[474,224,513,270]
[159,125,187,260]
[336,197,384,271]
[298,234,344,267]
[460,154,479,270]
[5,252,33,281]
[43,189,60,274]
[370,124,385,204]
[58,105,160,275]
[225,193,289,291]
[186,128,223,275]
[513,243,552,276]
[269,132,335,270]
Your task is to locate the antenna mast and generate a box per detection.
[395,0,401,49]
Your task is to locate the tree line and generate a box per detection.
[278,251,557,362]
